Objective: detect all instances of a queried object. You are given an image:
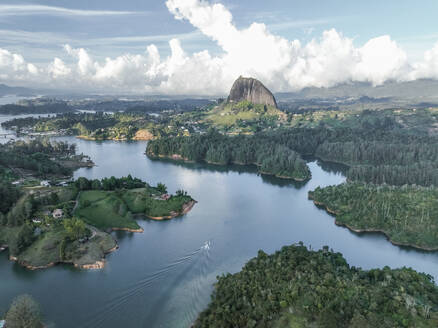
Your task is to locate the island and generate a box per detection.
[194,244,438,327]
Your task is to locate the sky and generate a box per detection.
[1,0,438,95]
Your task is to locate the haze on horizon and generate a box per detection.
[1,0,438,95]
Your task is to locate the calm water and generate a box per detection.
[1,136,438,328]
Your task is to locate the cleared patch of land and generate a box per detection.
[74,188,194,231]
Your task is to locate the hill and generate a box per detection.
[204,77,286,131]
[228,76,277,108]
[194,244,438,328]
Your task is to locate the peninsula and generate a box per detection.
[309,183,438,251]
[0,173,196,270]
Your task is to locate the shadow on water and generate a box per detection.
[112,230,136,242]
[304,156,350,175]
[148,157,309,189]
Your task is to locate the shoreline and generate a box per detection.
[77,134,154,142]
[9,199,196,271]
[8,241,120,270]
[308,194,438,252]
[110,227,144,233]
[145,200,197,220]
[147,153,310,182]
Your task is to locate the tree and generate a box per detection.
[8,224,35,255]
[5,294,43,328]
[63,218,87,241]
[75,177,90,191]
[176,189,187,196]
[91,179,102,190]
[156,183,167,194]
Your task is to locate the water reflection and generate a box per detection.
[149,157,309,188]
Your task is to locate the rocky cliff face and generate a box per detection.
[227,76,277,108]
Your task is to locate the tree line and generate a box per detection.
[309,182,438,249]
[0,139,76,177]
[74,175,148,191]
[146,130,311,181]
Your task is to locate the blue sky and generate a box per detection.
[2,0,437,62]
[0,0,437,94]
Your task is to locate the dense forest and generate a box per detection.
[309,183,438,250]
[0,101,73,115]
[0,181,21,215]
[0,139,76,177]
[195,244,438,328]
[147,120,438,185]
[146,130,311,181]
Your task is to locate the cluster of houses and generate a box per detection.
[40,180,70,187]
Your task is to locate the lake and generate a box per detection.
[1,136,438,328]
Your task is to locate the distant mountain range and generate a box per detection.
[276,79,438,102]
[1,79,438,106]
[0,84,37,97]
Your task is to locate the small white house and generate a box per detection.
[40,180,50,187]
[32,218,42,224]
[52,209,64,219]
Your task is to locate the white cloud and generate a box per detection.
[0,0,437,95]
[0,48,38,81]
[354,36,409,85]
[0,5,142,17]
[410,42,438,80]
[49,58,71,78]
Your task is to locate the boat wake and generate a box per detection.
[82,240,213,328]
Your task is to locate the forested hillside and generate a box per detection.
[146,130,311,181]
[309,183,438,250]
[195,244,438,328]
[0,139,77,178]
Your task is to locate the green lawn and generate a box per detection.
[121,189,192,217]
[18,226,66,267]
[75,189,193,229]
[75,191,141,230]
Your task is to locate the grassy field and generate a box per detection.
[122,190,192,217]
[75,188,194,230]
[17,224,116,268]
[75,190,141,230]
[204,101,286,128]
[0,226,21,246]
[18,226,66,267]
